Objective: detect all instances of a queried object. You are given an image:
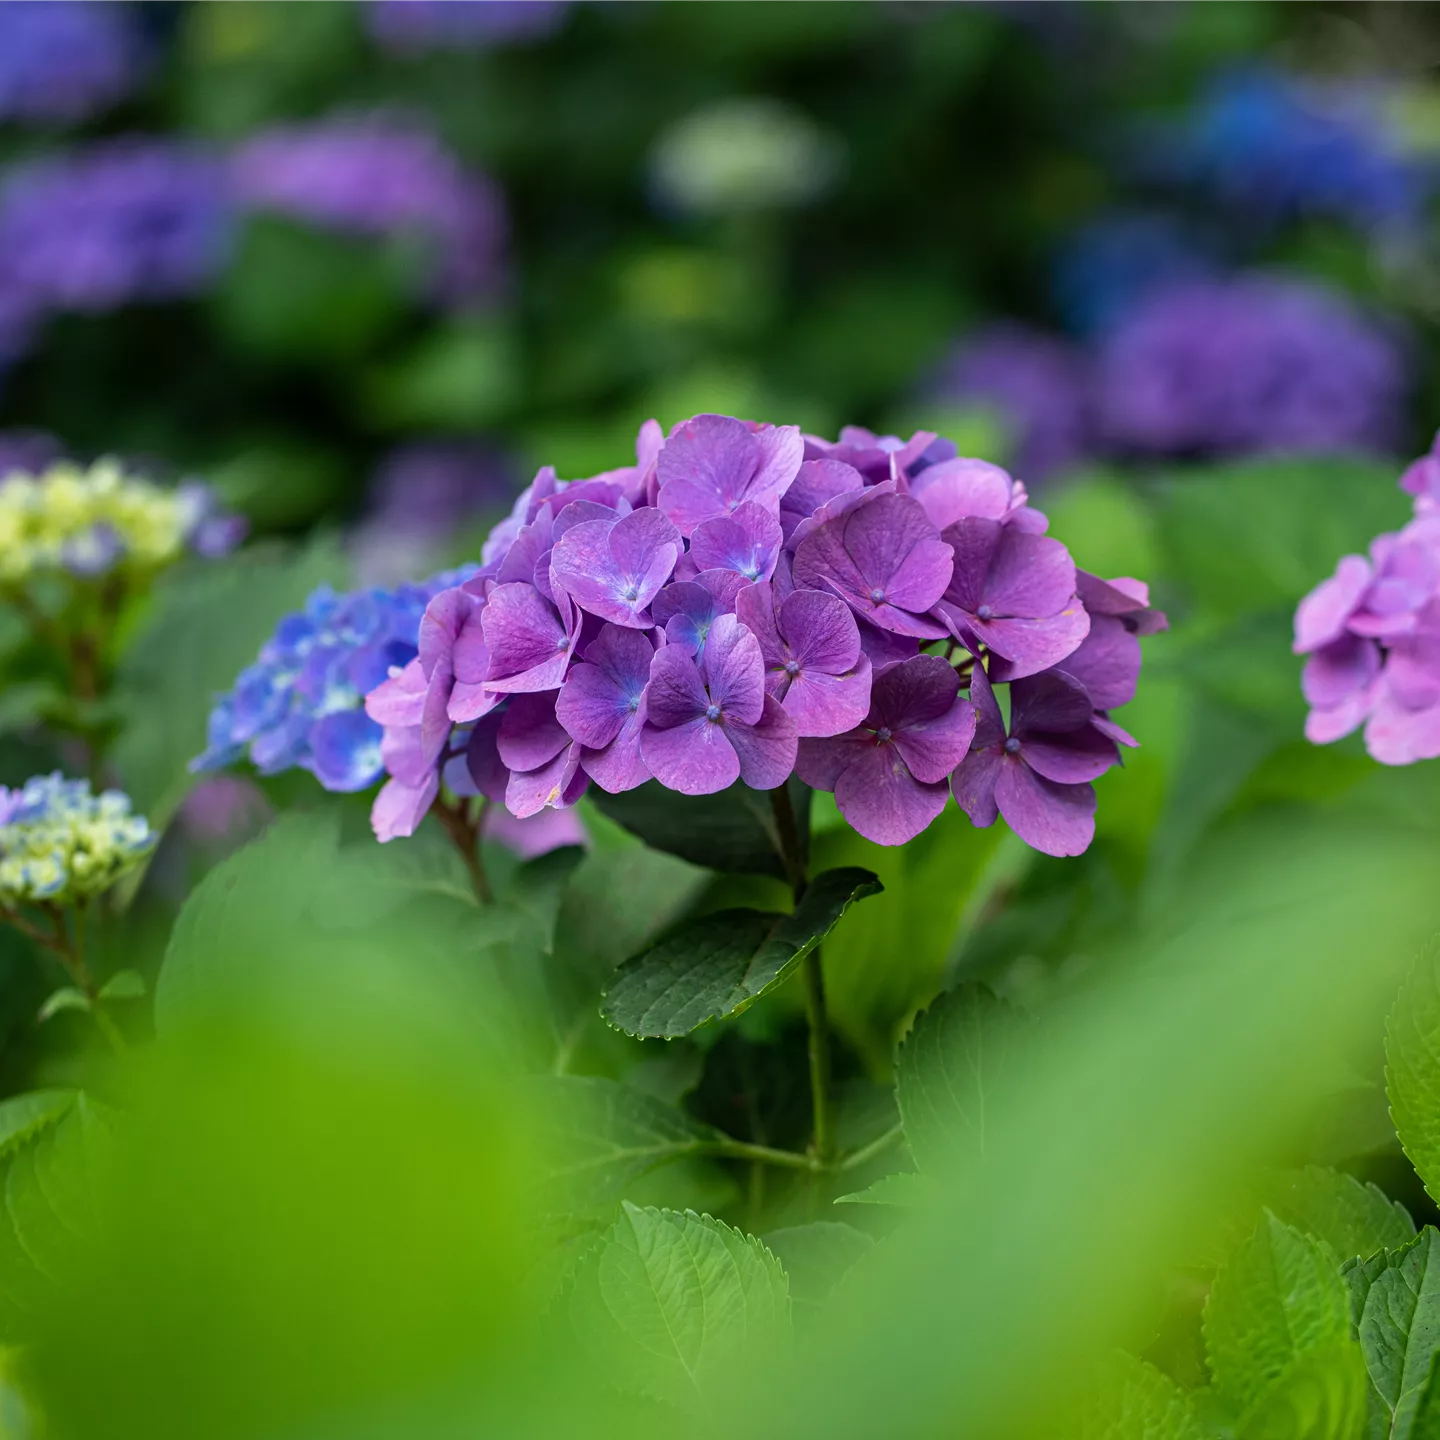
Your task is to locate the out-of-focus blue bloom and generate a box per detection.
[193,570,475,792]
[352,442,514,586]
[0,2,143,125]
[0,139,231,315]
[1096,273,1407,458]
[231,112,507,302]
[1150,68,1434,231]
[0,429,60,479]
[1052,211,1216,336]
[366,0,570,51]
[0,772,155,906]
[924,323,1093,483]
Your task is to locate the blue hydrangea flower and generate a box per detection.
[0,2,144,125]
[193,570,474,792]
[0,773,155,906]
[1147,68,1433,232]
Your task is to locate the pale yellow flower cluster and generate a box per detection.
[0,458,203,585]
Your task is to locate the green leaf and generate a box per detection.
[1204,1212,1358,1418]
[1267,1166,1415,1266]
[601,867,881,1039]
[111,538,345,825]
[0,1093,76,1163]
[97,970,146,1003]
[524,1075,721,1216]
[1079,1351,1206,1440]
[762,1222,873,1311]
[1233,1342,1369,1440]
[1342,1227,1440,1439]
[589,776,810,878]
[896,983,1023,1174]
[566,1202,790,1414]
[1388,949,1440,1206]
[833,1171,928,1208]
[36,988,89,1023]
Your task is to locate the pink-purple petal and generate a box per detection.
[641,715,740,794]
[725,694,798,790]
[993,760,1096,857]
[701,613,765,725]
[833,743,949,846]
[644,645,709,729]
[783,658,873,738]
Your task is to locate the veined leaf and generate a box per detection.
[1079,1351,1206,1440]
[524,1075,720,1215]
[1342,1227,1440,1439]
[567,1202,790,1415]
[1269,1166,1415,1265]
[1204,1212,1358,1418]
[896,983,1022,1174]
[833,1172,929,1208]
[601,868,881,1039]
[590,776,811,878]
[1233,1342,1369,1440]
[0,1092,76,1165]
[1387,948,1440,1206]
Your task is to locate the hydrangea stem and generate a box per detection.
[1,904,125,1056]
[431,793,492,904]
[771,784,835,1165]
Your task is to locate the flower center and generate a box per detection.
[976,604,994,621]
[783,659,800,676]
[869,587,885,604]
[622,583,640,603]
[875,726,893,744]
[1004,736,1021,754]
[705,704,721,722]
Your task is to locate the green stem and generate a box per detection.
[703,1136,823,1173]
[770,786,836,1165]
[432,793,492,904]
[838,1121,904,1173]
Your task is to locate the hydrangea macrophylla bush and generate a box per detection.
[365,412,1165,860]
[1295,431,1440,763]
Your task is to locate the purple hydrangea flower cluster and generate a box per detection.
[1096,276,1405,459]
[366,416,1165,856]
[1295,432,1440,764]
[1151,69,1432,233]
[192,571,474,793]
[924,324,1093,484]
[0,2,143,125]
[366,1,571,51]
[0,138,230,337]
[231,113,506,302]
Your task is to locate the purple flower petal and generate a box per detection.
[1302,633,1382,710]
[656,414,803,536]
[779,459,864,542]
[780,659,873,739]
[1018,728,1118,785]
[960,605,1090,681]
[725,694,798,790]
[700,613,765,726]
[371,772,439,842]
[365,656,427,727]
[1076,571,1168,637]
[967,665,1007,751]
[993,761,1096,857]
[641,715,740,794]
[653,581,720,656]
[497,691,570,772]
[910,457,1017,530]
[951,745,1002,829]
[481,581,577,692]
[549,508,679,628]
[580,705,651,793]
[833,742,951,845]
[506,742,587,818]
[1009,670,1093,735]
[644,645,709,729]
[555,623,654,748]
[780,588,861,673]
[1050,615,1141,711]
[689,501,782,582]
[465,710,509,801]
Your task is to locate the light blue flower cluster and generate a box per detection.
[0,773,155,907]
[192,571,474,792]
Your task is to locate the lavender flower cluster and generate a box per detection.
[365,417,1164,857]
[1296,432,1440,764]
[193,571,473,794]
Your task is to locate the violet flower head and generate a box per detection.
[0,2,144,125]
[791,488,953,639]
[925,324,1093,483]
[952,666,1123,858]
[641,613,797,795]
[555,624,656,794]
[232,112,507,301]
[735,582,871,738]
[0,139,231,313]
[1097,275,1406,458]
[655,414,803,536]
[796,654,975,846]
[936,518,1088,680]
[367,1,570,51]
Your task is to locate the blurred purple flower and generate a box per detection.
[0,139,231,313]
[796,654,975,846]
[641,613,796,795]
[367,1,570,51]
[0,428,61,477]
[353,442,514,586]
[232,112,506,300]
[952,665,1122,858]
[0,2,144,125]
[735,582,871,738]
[1097,275,1406,458]
[926,324,1093,483]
